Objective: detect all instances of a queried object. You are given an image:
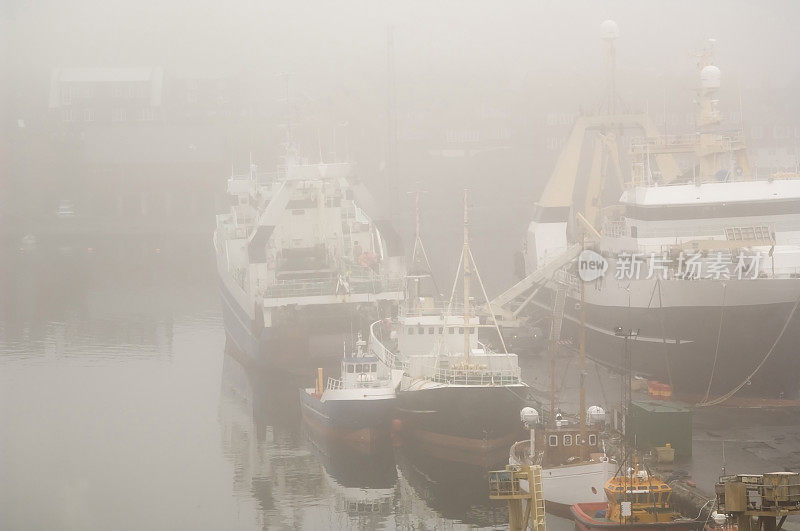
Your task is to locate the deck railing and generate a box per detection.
[424,365,522,386]
[263,275,404,299]
[369,320,408,371]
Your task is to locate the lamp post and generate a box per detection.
[614,326,639,438]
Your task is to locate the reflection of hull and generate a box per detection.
[571,502,700,531]
[299,389,395,454]
[395,385,527,467]
[394,440,508,527]
[528,278,800,399]
[219,276,373,370]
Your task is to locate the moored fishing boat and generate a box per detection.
[300,334,403,453]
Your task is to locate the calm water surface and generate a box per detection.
[0,240,574,530]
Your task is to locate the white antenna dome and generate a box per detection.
[701,65,721,89]
[587,405,606,424]
[712,512,727,526]
[520,407,540,426]
[601,20,620,40]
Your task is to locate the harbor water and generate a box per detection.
[5,239,800,530]
[0,239,576,530]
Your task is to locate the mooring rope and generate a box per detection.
[702,283,727,404]
[698,293,800,407]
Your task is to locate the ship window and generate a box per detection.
[548,435,558,447]
[563,434,573,446]
[347,364,354,373]
[417,326,424,334]
[589,434,597,446]
[428,327,435,334]
[408,327,414,335]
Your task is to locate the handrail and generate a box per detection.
[369,320,407,371]
[423,364,522,386]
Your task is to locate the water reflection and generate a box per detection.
[218,346,516,529]
[1,240,569,529]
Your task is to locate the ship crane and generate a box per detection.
[483,111,676,328]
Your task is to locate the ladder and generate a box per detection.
[550,286,567,345]
[488,465,546,531]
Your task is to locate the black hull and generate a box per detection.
[395,385,528,466]
[526,286,800,399]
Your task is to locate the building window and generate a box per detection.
[407,327,414,335]
[61,108,77,122]
[83,109,94,122]
[60,86,72,105]
[459,328,464,335]
[563,434,573,446]
[438,327,444,334]
[428,327,435,335]
[346,364,354,373]
[589,434,597,446]
[417,326,424,335]
[139,107,155,121]
[112,108,126,122]
[548,435,558,447]
[448,327,455,334]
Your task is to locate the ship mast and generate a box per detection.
[462,189,471,364]
[579,234,587,460]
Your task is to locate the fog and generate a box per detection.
[6,3,800,283]
[3,2,800,529]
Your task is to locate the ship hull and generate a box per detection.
[571,502,700,531]
[525,277,800,399]
[394,385,527,467]
[509,455,618,517]
[299,389,395,453]
[219,275,380,371]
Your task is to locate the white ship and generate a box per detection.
[213,153,405,369]
[370,192,528,465]
[492,29,800,401]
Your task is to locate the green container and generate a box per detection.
[627,400,692,458]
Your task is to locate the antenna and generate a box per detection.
[385,25,398,208]
[601,19,620,115]
[462,189,471,364]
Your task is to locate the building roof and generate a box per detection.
[55,67,162,83]
[49,67,164,107]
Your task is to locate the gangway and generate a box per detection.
[484,243,581,326]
